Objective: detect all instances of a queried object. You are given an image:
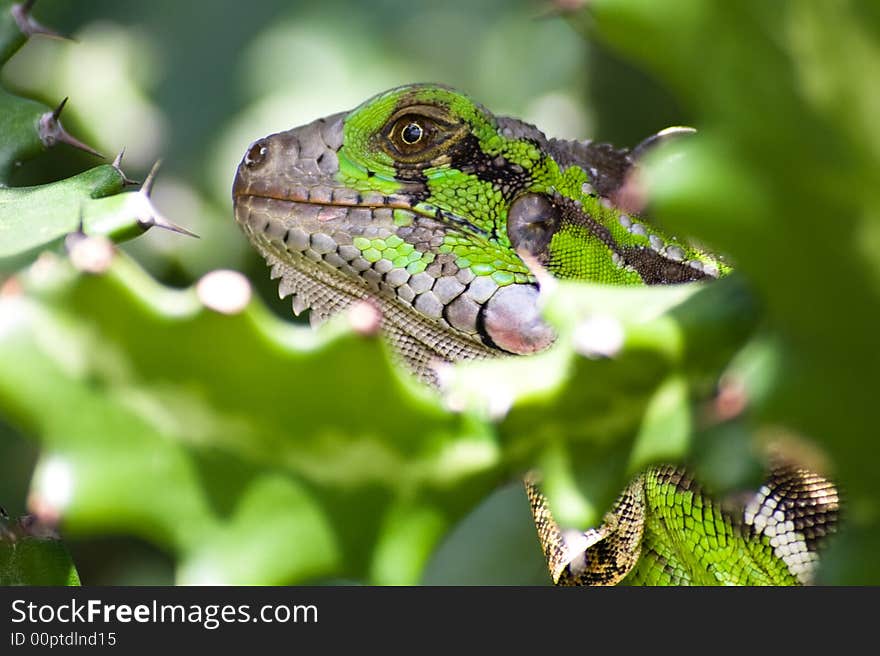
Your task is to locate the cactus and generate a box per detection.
[0,0,194,273]
[0,226,754,585]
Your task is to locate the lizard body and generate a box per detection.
[232,84,837,585]
[527,464,837,585]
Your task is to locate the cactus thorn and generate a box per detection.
[111,148,140,185]
[12,0,70,41]
[141,214,200,239]
[39,99,105,159]
[63,206,89,255]
[136,165,199,238]
[140,159,162,197]
[54,126,104,159]
[137,205,200,238]
[51,96,68,121]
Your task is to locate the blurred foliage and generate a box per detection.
[1,253,498,584]
[0,229,752,585]
[0,0,877,585]
[576,0,880,584]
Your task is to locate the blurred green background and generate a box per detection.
[1,0,877,585]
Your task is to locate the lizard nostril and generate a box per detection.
[244,140,268,168]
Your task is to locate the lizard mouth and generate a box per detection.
[233,189,483,245]
[234,188,419,228]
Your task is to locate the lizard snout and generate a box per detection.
[232,111,348,205]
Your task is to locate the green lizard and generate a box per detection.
[232,83,838,585]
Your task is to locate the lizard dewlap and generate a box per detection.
[232,83,728,382]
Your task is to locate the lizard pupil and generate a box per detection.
[401,122,423,145]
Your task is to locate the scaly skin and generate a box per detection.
[232,84,836,585]
[527,465,837,585]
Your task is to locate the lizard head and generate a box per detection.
[232,84,562,374]
[233,84,724,379]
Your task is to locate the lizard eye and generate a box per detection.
[401,122,423,144]
[507,194,559,256]
[379,105,465,165]
[386,114,440,155]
